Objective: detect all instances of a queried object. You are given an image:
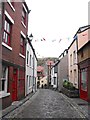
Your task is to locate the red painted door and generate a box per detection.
[80,68,88,101]
[12,68,17,101]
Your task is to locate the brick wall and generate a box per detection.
[2,2,28,67]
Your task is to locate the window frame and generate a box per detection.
[3,17,12,46]
[1,66,8,93]
[73,51,76,64]
[22,7,26,25]
[81,68,87,91]
[20,35,25,55]
[27,51,29,65]
[30,54,32,66]
[29,76,31,87]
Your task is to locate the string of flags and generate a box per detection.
[34,37,70,43]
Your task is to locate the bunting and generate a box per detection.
[34,37,70,43]
[52,40,56,42]
[59,39,62,43]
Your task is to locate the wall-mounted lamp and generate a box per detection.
[29,33,33,41]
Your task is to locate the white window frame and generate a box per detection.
[2,66,8,92]
[20,31,26,39]
[22,3,27,13]
[0,66,10,98]
[5,10,14,24]
[30,54,32,67]
[7,0,15,12]
[2,42,12,51]
[27,51,29,65]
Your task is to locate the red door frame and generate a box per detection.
[80,68,88,101]
[12,68,18,101]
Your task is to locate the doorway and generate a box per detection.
[12,68,18,101]
[80,68,88,101]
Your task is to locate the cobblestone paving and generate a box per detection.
[5,89,86,118]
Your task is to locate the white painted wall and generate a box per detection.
[68,40,78,88]
[25,40,35,96]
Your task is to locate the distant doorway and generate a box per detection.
[41,84,43,88]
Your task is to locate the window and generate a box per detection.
[27,51,29,65]
[1,66,8,92]
[27,75,28,86]
[3,18,11,46]
[81,68,87,91]
[73,51,76,64]
[20,36,25,55]
[30,54,31,66]
[7,0,14,7]
[74,69,77,85]
[54,77,56,85]
[22,8,26,25]
[29,76,31,87]
[70,54,72,66]
[70,70,72,81]
[81,49,84,58]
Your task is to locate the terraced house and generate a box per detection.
[0,1,29,109]
[77,25,90,101]
[25,37,38,95]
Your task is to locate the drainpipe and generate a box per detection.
[0,1,4,112]
[0,1,3,91]
[76,35,80,96]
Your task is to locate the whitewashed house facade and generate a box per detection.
[25,37,38,96]
[51,61,59,89]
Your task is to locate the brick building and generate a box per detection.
[0,1,29,109]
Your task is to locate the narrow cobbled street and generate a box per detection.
[5,89,85,118]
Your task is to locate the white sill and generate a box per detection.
[7,1,15,12]
[2,42,12,51]
[19,53,25,59]
[0,91,10,98]
[21,21,26,28]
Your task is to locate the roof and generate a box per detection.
[73,25,90,38]
[68,25,90,50]
[58,49,68,58]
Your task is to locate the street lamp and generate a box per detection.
[29,33,33,41]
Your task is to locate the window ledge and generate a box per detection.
[21,21,26,28]
[0,91,10,98]
[19,53,25,59]
[2,42,12,51]
[7,0,15,12]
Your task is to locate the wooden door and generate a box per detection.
[12,68,18,101]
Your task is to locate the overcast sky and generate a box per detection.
[25,0,89,58]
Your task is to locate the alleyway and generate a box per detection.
[4,89,86,118]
